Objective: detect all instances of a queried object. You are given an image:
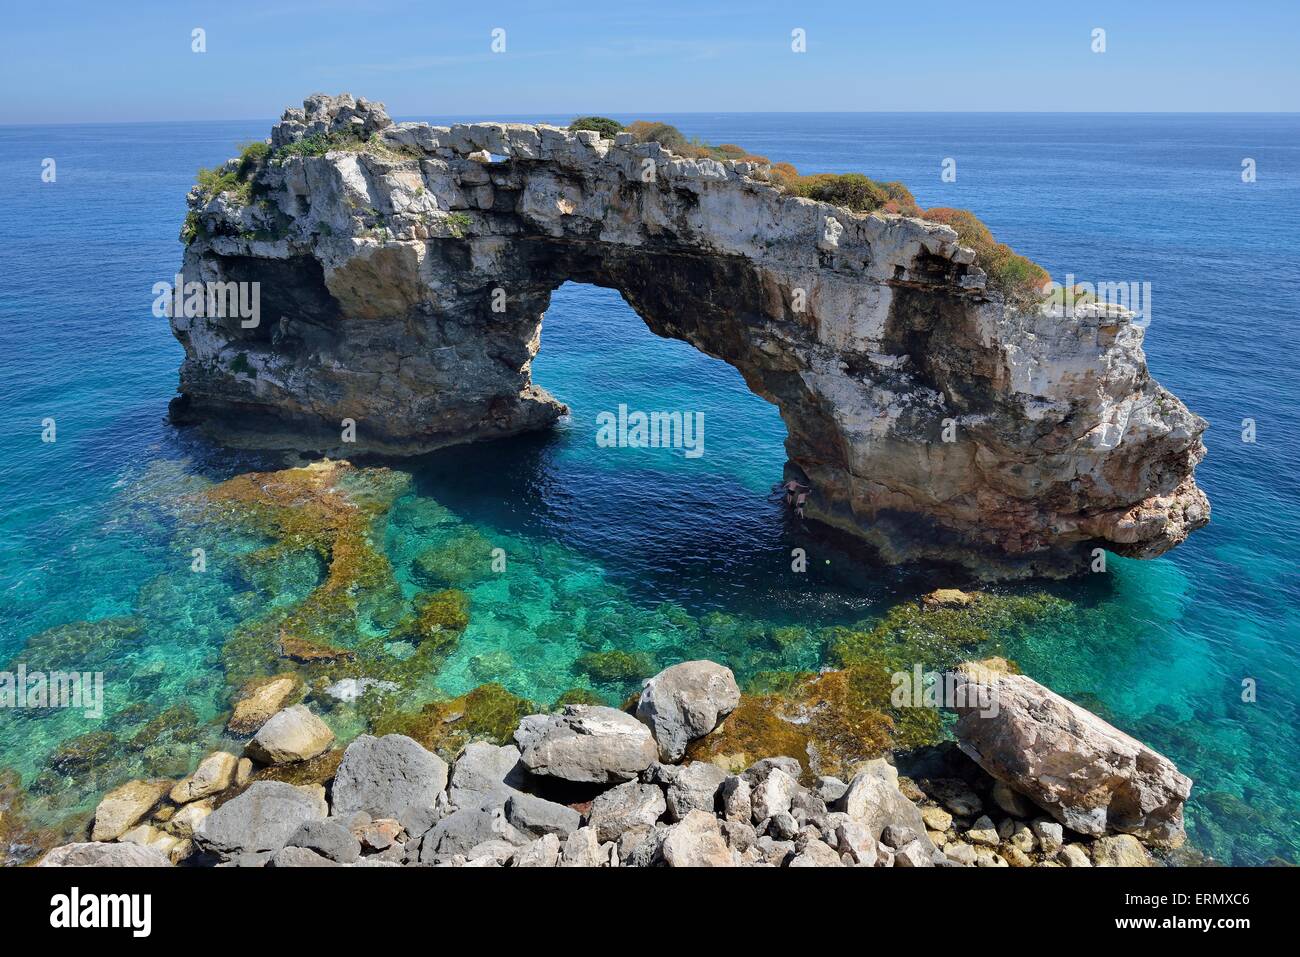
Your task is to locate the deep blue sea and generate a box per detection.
[0,113,1297,864]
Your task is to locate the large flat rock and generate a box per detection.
[951,662,1192,847]
[515,705,658,784]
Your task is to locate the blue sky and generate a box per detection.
[2,0,1297,122]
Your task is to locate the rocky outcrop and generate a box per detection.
[950,661,1192,847]
[169,93,1208,579]
[194,781,328,863]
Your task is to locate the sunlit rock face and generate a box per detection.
[169,93,1208,578]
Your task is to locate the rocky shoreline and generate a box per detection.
[39,658,1192,868]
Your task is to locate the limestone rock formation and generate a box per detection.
[170,93,1208,577]
[194,781,328,862]
[950,661,1192,847]
[61,658,1187,868]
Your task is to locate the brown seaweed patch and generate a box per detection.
[686,667,899,782]
[412,528,494,586]
[202,460,411,689]
[688,592,1067,780]
[279,633,357,664]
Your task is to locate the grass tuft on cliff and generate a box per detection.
[193,141,272,208]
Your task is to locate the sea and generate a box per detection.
[0,113,1296,864]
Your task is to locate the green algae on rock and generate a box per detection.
[576,649,655,683]
[372,683,535,762]
[686,591,1067,780]
[391,589,470,647]
[412,528,495,586]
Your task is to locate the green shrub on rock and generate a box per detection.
[568,116,623,138]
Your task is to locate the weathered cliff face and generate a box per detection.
[170,93,1208,578]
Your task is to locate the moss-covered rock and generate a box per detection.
[278,633,357,664]
[46,731,120,776]
[126,703,200,752]
[576,649,653,683]
[201,460,408,686]
[552,687,607,708]
[372,683,534,762]
[688,592,1066,780]
[392,589,470,647]
[12,617,146,674]
[412,528,493,586]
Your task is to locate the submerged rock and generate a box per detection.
[228,674,300,735]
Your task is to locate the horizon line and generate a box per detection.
[3,109,1298,128]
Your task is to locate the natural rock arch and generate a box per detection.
[170,94,1208,578]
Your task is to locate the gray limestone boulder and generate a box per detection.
[38,842,171,867]
[194,781,327,861]
[515,705,657,784]
[447,741,526,808]
[635,661,740,762]
[287,818,362,863]
[331,733,449,819]
[835,759,936,855]
[951,662,1192,847]
[419,802,530,861]
[587,780,667,843]
[505,791,581,839]
[664,762,726,821]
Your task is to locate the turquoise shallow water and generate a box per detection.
[0,114,1297,864]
